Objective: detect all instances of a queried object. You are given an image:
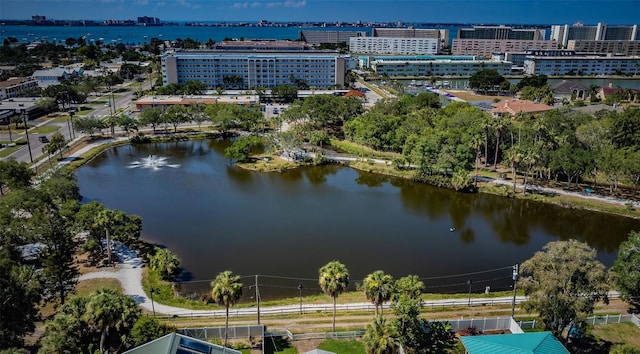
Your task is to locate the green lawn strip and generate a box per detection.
[317,339,365,354]
[0,145,23,157]
[29,125,60,134]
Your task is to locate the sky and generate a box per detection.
[1,0,639,24]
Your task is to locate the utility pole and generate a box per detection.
[511,264,519,318]
[21,109,33,163]
[149,288,156,318]
[298,284,303,314]
[255,275,260,325]
[467,278,473,306]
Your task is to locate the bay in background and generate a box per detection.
[0,24,461,45]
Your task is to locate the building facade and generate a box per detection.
[452,39,557,57]
[458,26,545,40]
[349,37,440,55]
[370,57,511,77]
[299,30,367,45]
[372,28,449,48]
[523,55,640,76]
[0,77,38,100]
[567,40,640,56]
[161,50,346,89]
[551,23,639,47]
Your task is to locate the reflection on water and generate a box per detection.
[76,140,640,299]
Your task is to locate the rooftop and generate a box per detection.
[492,99,554,115]
[460,331,570,354]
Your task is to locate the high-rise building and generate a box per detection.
[372,28,449,48]
[137,16,161,26]
[452,39,557,57]
[349,37,440,55]
[161,48,347,89]
[299,31,367,46]
[458,26,545,41]
[551,23,639,47]
[567,40,640,56]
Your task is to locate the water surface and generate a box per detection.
[76,140,640,298]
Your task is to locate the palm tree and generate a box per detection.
[319,260,350,332]
[211,270,243,348]
[393,275,425,301]
[363,270,394,316]
[83,288,140,353]
[94,209,121,264]
[363,316,399,354]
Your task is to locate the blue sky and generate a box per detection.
[1,0,639,24]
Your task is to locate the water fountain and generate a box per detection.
[127,155,181,170]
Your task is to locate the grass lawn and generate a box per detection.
[76,278,122,296]
[30,125,60,134]
[317,339,365,354]
[589,322,640,348]
[0,144,23,157]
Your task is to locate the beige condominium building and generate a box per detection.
[452,39,558,57]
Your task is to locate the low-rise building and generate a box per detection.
[491,99,554,117]
[0,77,39,100]
[349,37,440,55]
[551,80,589,101]
[369,56,512,78]
[452,39,557,57]
[597,86,640,103]
[0,97,43,123]
[32,66,82,88]
[135,94,259,111]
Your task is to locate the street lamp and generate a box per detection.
[511,264,519,318]
[21,109,33,163]
[297,284,303,314]
[149,288,156,318]
[467,278,473,306]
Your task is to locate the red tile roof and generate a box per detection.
[492,99,553,116]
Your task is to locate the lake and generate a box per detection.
[76,140,640,300]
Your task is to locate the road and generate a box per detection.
[1,76,155,165]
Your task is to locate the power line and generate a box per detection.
[419,266,512,280]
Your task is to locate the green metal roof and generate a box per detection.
[460,331,570,354]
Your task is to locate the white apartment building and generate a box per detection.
[371,58,512,77]
[0,77,38,100]
[161,50,347,89]
[349,37,440,55]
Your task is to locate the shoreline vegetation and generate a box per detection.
[54,130,640,220]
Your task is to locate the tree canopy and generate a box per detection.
[520,239,609,338]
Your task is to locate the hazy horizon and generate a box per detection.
[1,0,638,25]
